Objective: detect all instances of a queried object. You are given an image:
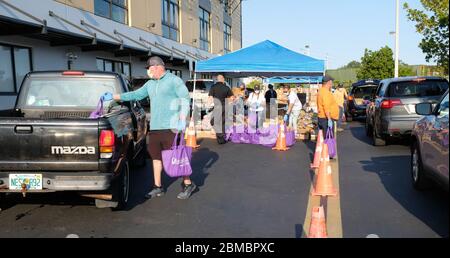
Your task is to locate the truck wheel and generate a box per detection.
[132,142,147,168]
[95,160,130,210]
[0,193,5,210]
[113,160,130,210]
[411,141,431,190]
[372,126,386,146]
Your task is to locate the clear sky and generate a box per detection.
[242,0,432,69]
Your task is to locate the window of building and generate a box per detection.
[162,0,180,42]
[167,68,182,78]
[0,44,32,94]
[94,0,128,24]
[97,58,131,78]
[201,74,213,80]
[199,7,211,52]
[223,0,230,15]
[224,23,232,54]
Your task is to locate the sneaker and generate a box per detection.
[145,186,165,199]
[337,128,344,132]
[177,183,197,200]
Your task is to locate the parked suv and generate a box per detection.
[366,76,448,146]
[346,80,380,122]
[411,90,448,191]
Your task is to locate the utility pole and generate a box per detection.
[394,0,400,78]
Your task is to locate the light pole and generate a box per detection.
[394,0,400,78]
[305,45,310,56]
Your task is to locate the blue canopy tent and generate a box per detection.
[195,40,325,78]
[264,76,323,84]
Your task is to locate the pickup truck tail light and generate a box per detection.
[381,99,402,109]
[100,130,115,158]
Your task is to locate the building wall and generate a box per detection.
[180,0,199,49]
[210,0,224,55]
[55,0,94,12]
[54,0,242,53]
[230,2,242,51]
[129,0,163,37]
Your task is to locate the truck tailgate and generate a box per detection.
[0,118,100,171]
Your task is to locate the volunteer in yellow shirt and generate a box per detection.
[333,83,348,131]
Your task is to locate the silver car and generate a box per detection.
[367,77,448,146]
[411,90,449,191]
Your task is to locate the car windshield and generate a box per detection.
[20,77,119,108]
[388,80,448,98]
[351,85,378,98]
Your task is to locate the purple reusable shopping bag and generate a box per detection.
[89,98,104,119]
[162,131,193,178]
[324,127,337,158]
[285,125,296,147]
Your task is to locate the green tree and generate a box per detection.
[404,0,449,74]
[247,80,261,89]
[357,46,395,80]
[343,60,362,69]
[399,62,416,77]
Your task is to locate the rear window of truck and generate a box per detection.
[18,77,120,108]
[388,80,449,98]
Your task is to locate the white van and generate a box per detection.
[185,79,215,112]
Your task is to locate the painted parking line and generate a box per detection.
[327,158,343,238]
[301,143,343,238]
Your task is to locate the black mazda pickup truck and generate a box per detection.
[0,71,147,209]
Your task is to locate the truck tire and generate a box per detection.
[0,193,5,210]
[132,141,147,168]
[95,160,130,210]
[372,126,386,146]
[411,141,431,190]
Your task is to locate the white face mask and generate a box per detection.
[255,90,260,94]
[147,69,154,79]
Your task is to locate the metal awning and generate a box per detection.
[0,0,213,65]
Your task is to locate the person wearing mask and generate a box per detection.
[247,85,266,130]
[317,76,339,135]
[208,74,234,144]
[333,83,348,132]
[105,56,196,200]
[265,84,277,119]
[285,87,303,134]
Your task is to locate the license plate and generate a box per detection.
[9,174,43,190]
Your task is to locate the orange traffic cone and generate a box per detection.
[310,130,324,169]
[308,206,328,238]
[272,122,289,151]
[186,120,200,149]
[311,144,338,197]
